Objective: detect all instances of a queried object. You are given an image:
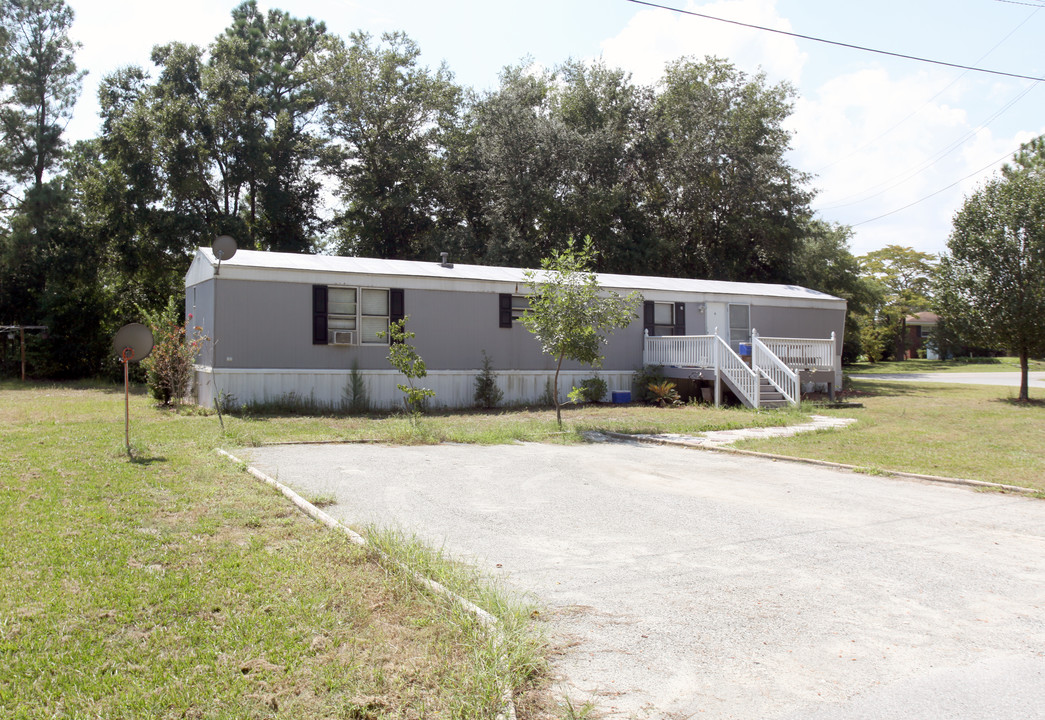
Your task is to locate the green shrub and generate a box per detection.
[138,297,207,405]
[569,375,607,404]
[473,351,503,408]
[648,380,682,407]
[634,365,665,403]
[343,359,371,414]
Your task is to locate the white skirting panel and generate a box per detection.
[191,366,637,410]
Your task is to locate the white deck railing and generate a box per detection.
[759,334,836,370]
[643,333,715,367]
[752,332,799,405]
[643,329,838,408]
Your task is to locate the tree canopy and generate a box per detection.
[935,136,1045,401]
[1,0,865,380]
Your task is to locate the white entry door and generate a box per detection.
[705,302,727,339]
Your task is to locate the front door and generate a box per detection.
[706,302,726,339]
[729,303,750,352]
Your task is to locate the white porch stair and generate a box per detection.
[644,330,837,409]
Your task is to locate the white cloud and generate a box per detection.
[598,0,1045,257]
[599,0,806,86]
[67,0,238,141]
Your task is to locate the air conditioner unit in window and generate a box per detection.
[329,330,355,345]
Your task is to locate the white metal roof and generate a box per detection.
[187,247,843,304]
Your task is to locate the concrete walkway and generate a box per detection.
[593,414,857,448]
[850,371,1045,388]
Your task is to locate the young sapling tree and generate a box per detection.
[521,238,639,426]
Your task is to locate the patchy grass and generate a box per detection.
[846,356,1045,374]
[15,375,1041,716]
[0,381,550,718]
[738,379,1045,491]
[213,398,812,448]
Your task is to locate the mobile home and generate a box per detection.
[185,248,846,410]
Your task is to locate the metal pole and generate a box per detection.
[20,326,25,381]
[123,347,133,454]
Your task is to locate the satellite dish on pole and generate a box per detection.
[112,323,154,457]
[212,235,238,275]
[112,322,154,363]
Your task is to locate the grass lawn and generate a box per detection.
[213,396,810,448]
[845,356,1045,374]
[0,381,545,719]
[738,379,1045,491]
[4,377,1040,718]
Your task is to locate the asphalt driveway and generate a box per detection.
[243,441,1045,719]
[849,370,1045,388]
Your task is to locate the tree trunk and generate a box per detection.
[1020,345,1029,402]
[554,353,564,428]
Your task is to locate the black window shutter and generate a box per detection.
[312,285,328,345]
[643,300,655,336]
[499,294,513,328]
[674,302,686,335]
[389,288,405,344]
[390,288,405,324]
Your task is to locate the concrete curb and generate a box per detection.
[595,432,1041,497]
[215,449,518,720]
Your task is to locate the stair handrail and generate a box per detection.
[714,334,759,407]
[751,330,799,405]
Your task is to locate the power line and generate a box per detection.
[849,148,1016,226]
[820,80,1039,210]
[813,4,1042,175]
[993,0,1045,8]
[626,0,1045,82]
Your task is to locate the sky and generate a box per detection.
[63,0,1045,258]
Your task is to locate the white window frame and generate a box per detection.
[510,295,529,321]
[327,285,391,346]
[653,302,675,336]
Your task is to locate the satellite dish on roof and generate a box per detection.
[112,322,153,363]
[213,234,238,261]
[213,235,238,275]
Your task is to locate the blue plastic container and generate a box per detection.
[611,390,632,404]
[738,342,752,356]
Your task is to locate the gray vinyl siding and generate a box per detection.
[191,277,844,370]
[195,278,646,371]
[185,280,215,367]
[750,306,846,352]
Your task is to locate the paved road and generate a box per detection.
[850,371,1045,388]
[243,442,1045,719]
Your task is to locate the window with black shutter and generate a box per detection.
[499,294,512,328]
[313,285,396,345]
[499,294,530,327]
[645,301,678,336]
[312,285,328,344]
[674,302,686,335]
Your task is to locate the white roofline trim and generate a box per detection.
[185,247,845,307]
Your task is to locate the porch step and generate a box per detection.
[758,379,788,409]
